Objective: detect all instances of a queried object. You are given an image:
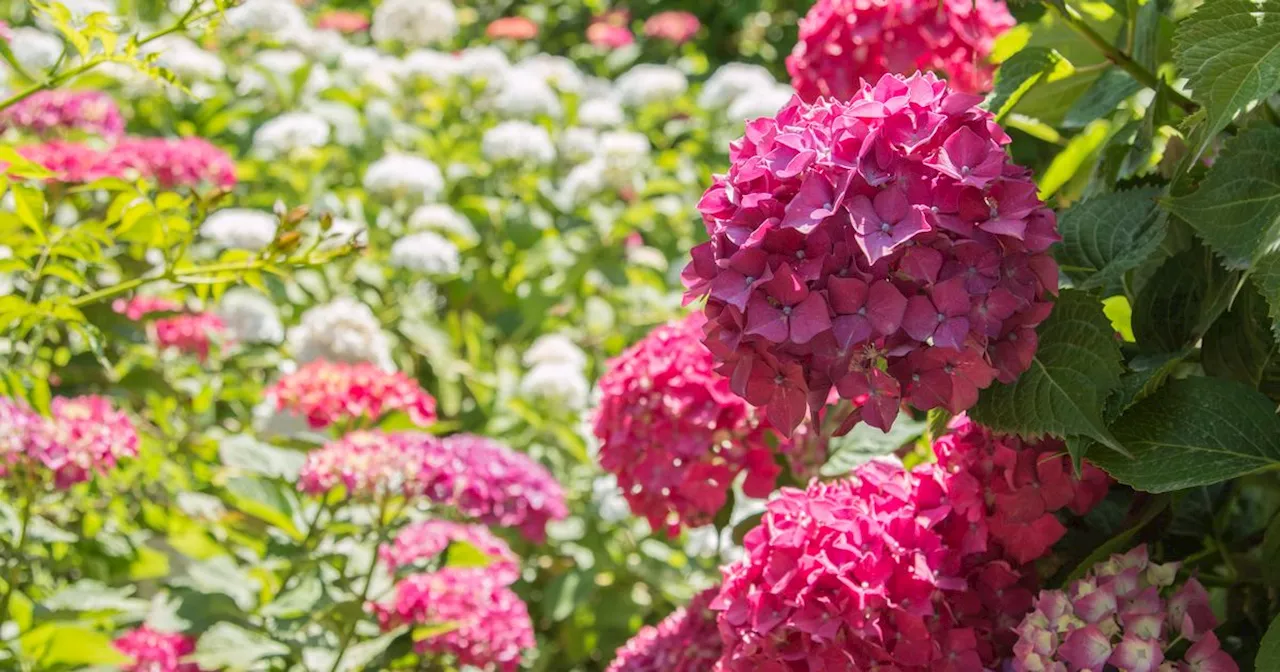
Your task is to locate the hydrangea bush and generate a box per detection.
[2,0,1280,670]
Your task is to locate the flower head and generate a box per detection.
[269,360,437,430]
[606,588,722,672]
[699,63,779,109]
[389,231,462,275]
[644,11,700,44]
[252,112,331,158]
[370,0,457,47]
[482,121,557,164]
[487,16,539,41]
[682,72,1058,435]
[297,430,437,497]
[372,568,534,672]
[363,154,445,203]
[316,10,369,33]
[0,90,124,139]
[114,627,202,672]
[615,65,688,107]
[113,296,228,358]
[588,22,635,49]
[287,297,394,369]
[381,520,521,585]
[217,289,284,345]
[788,0,1014,99]
[18,396,140,489]
[114,137,238,189]
[200,208,277,251]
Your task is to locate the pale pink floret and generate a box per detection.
[380,520,520,585]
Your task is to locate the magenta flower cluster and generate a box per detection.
[683,72,1059,435]
[371,567,535,672]
[593,314,783,536]
[1013,545,1238,672]
[113,296,227,359]
[0,395,138,489]
[268,360,438,430]
[18,136,236,188]
[788,0,1014,101]
[0,90,125,139]
[605,588,722,672]
[380,519,521,585]
[113,626,203,672]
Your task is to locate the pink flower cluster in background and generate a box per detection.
[113,296,227,359]
[268,360,438,429]
[381,519,520,585]
[315,9,369,33]
[372,567,535,672]
[17,137,236,188]
[1012,545,1238,672]
[683,72,1059,435]
[113,626,203,672]
[588,10,635,49]
[788,0,1014,100]
[593,314,781,535]
[644,11,700,44]
[604,588,722,672]
[0,395,138,489]
[487,16,539,41]
[0,90,125,139]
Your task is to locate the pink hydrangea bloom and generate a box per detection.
[316,9,369,33]
[644,11,700,44]
[17,141,122,182]
[113,626,202,672]
[113,296,227,359]
[588,12,635,49]
[268,360,438,429]
[371,567,535,672]
[297,430,437,498]
[426,434,569,542]
[486,16,539,40]
[0,90,125,139]
[19,396,139,489]
[788,0,1014,100]
[682,72,1058,436]
[606,588,722,672]
[1011,545,1239,672]
[594,314,782,535]
[381,520,520,585]
[113,137,237,190]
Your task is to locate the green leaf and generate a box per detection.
[334,626,410,672]
[984,47,1074,121]
[971,290,1127,454]
[20,623,129,666]
[1038,120,1111,199]
[42,580,148,615]
[191,623,290,670]
[1131,247,1225,352]
[218,435,304,481]
[175,556,261,611]
[1261,512,1280,585]
[1260,612,1280,671]
[1062,68,1142,129]
[819,414,926,477]
[1202,282,1280,392]
[445,539,496,570]
[261,574,323,619]
[223,476,302,540]
[1165,126,1280,269]
[1092,376,1280,491]
[1060,493,1170,584]
[1056,187,1163,291]
[1173,0,1280,157]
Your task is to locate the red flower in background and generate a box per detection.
[487,16,539,41]
[588,10,634,49]
[644,11,700,44]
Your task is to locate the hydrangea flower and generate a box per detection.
[297,430,437,497]
[0,90,124,139]
[514,54,586,93]
[141,36,226,82]
[644,11,700,44]
[316,10,369,33]
[593,315,780,535]
[698,63,779,109]
[616,65,689,107]
[682,72,1059,435]
[113,626,203,672]
[113,296,227,358]
[268,360,438,430]
[598,131,651,189]
[488,76,563,120]
[606,588,722,672]
[407,204,478,243]
[252,112,331,158]
[726,85,795,122]
[200,208,277,251]
[287,297,394,369]
[588,21,635,49]
[223,0,307,36]
[523,333,588,370]
[578,98,625,128]
[363,155,445,204]
[389,231,462,275]
[482,121,557,165]
[381,520,520,585]
[788,0,1014,99]
[1012,545,1239,672]
[9,28,62,71]
[372,568,534,672]
[0,395,139,489]
[519,363,591,409]
[487,16,539,41]
[559,126,601,163]
[371,0,458,47]
[217,289,284,345]
[112,137,237,189]
[426,434,569,541]
[453,46,512,82]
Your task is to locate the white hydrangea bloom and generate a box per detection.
[201,209,277,250]
[407,204,477,242]
[482,121,556,165]
[253,49,308,77]
[9,28,63,72]
[520,363,590,409]
[614,65,688,107]
[363,155,445,203]
[224,0,307,36]
[559,160,607,207]
[599,130,651,188]
[453,46,511,82]
[371,0,457,47]
[558,127,599,164]
[577,98,625,128]
[402,49,458,82]
[591,475,632,523]
[698,63,778,108]
[336,46,403,94]
[311,101,364,147]
[142,36,226,82]
[288,297,393,368]
[35,0,114,28]
[287,28,349,62]
[318,217,367,251]
[388,231,461,275]
[252,112,331,157]
[727,84,797,122]
[488,75,561,119]
[514,54,585,93]
[218,289,284,344]
[582,76,615,100]
[523,333,587,370]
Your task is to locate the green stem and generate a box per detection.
[0,495,34,628]
[328,499,390,672]
[264,498,329,607]
[68,258,275,308]
[1049,1,1198,113]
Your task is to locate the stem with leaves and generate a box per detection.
[328,498,392,672]
[0,494,34,629]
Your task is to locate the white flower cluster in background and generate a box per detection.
[223,0,307,37]
[519,333,590,410]
[363,155,445,203]
[698,63,777,108]
[482,121,556,165]
[727,85,796,122]
[288,297,393,369]
[488,75,562,120]
[370,0,458,47]
[389,231,461,275]
[311,101,364,147]
[218,289,284,344]
[591,474,632,524]
[558,127,600,164]
[453,46,510,82]
[408,204,478,244]
[10,28,63,72]
[252,112,331,157]
[514,55,585,94]
[577,98,625,128]
[201,209,278,251]
[598,131,652,190]
[614,65,689,108]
